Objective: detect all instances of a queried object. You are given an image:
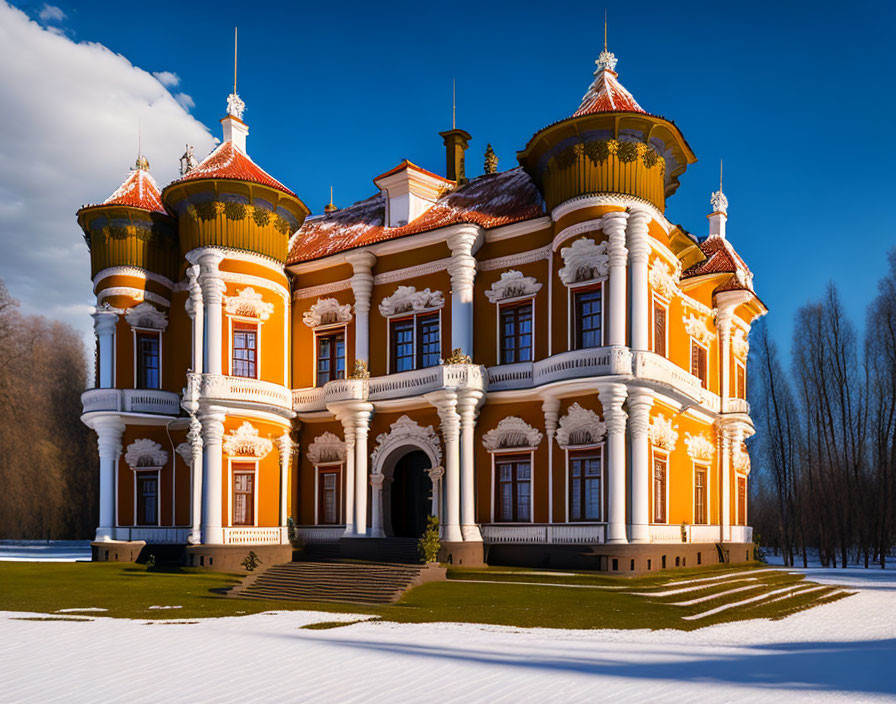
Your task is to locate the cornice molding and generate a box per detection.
[93,267,174,290]
[97,287,170,308]
[479,245,551,272]
[551,193,669,235]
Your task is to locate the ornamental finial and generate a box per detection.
[710,159,727,214]
[226,27,245,119]
[595,10,618,73]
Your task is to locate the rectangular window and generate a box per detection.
[500,301,533,365]
[736,362,746,399]
[136,473,158,526]
[417,313,441,369]
[653,301,667,357]
[316,331,345,386]
[691,341,708,388]
[317,467,340,525]
[569,452,602,521]
[136,332,160,389]
[737,476,747,525]
[574,287,602,349]
[232,467,255,526]
[232,324,257,379]
[694,467,708,524]
[495,455,531,522]
[653,455,667,523]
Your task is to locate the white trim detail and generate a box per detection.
[225,287,275,320]
[222,421,274,459]
[370,415,443,470]
[293,279,353,301]
[378,285,445,317]
[684,432,715,461]
[479,245,552,272]
[482,416,543,452]
[559,238,609,286]
[648,413,679,451]
[732,327,749,359]
[303,297,352,328]
[648,259,680,299]
[218,271,289,303]
[93,266,174,290]
[307,431,347,465]
[551,194,669,236]
[124,302,168,331]
[175,442,192,465]
[685,314,714,346]
[733,442,751,475]
[556,403,606,449]
[373,258,451,285]
[485,270,543,303]
[98,287,170,307]
[124,438,168,468]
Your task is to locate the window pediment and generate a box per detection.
[307,431,346,464]
[223,421,273,459]
[485,270,542,303]
[225,287,275,321]
[559,237,609,286]
[483,417,543,452]
[685,314,713,346]
[556,403,606,448]
[378,286,444,317]
[125,302,168,331]
[649,260,680,299]
[684,432,715,461]
[648,414,679,451]
[125,438,168,468]
[303,297,352,328]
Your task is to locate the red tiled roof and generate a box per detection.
[682,236,751,279]
[98,168,166,214]
[374,159,454,185]
[288,167,544,264]
[174,141,296,196]
[574,69,645,117]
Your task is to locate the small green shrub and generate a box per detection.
[418,515,441,564]
[241,551,262,572]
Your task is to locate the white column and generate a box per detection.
[369,473,385,537]
[346,251,376,366]
[340,415,356,536]
[427,391,463,543]
[92,304,122,389]
[277,433,292,543]
[426,466,444,524]
[185,265,204,374]
[200,409,226,545]
[627,208,651,351]
[93,416,125,541]
[716,304,734,409]
[719,424,732,542]
[602,212,629,348]
[542,396,560,524]
[187,415,203,544]
[446,229,479,358]
[457,389,484,541]
[599,383,628,544]
[627,386,654,543]
[195,250,226,376]
[353,404,374,536]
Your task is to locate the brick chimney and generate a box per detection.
[439,128,471,184]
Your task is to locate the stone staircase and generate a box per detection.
[232,560,444,604]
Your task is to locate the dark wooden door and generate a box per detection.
[390,451,431,538]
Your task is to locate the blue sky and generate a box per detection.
[6,0,895,353]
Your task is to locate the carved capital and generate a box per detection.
[598,383,628,435]
[200,413,226,446]
[542,396,561,438]
[92,416,125,458]
[369,473,385,489]
[603,211,629,268]
[626,387,654,438]
[92,303,122,337]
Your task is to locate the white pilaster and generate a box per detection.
[185,265,204,374]
[627,386,654,543]
[602,211,629,348]
[426,466,444,525]
[426,391,463,543]
[200,409,226,545]
[187,415,203,544]
[446,229,479,358]
[719,425,732,542]
[627,208,651,351]
[369,472,385,538]
[353,404,374,536]
[716,305,734,405]
[340,415,356,536]
[542,396,561,524]
[346,251,376,367]
[92,415,125,541]
[194,250,226,376]
[599,383,628,544]
[92,304,122,389]
[277,434,292,543]
[457,388,484,541]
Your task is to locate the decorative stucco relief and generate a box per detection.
[223,421,273,459]
[125,302,168,331]
[555,403,606,448]
[307,431,346,465]
[558,237,609,285]
[225,287,275,320]
[125,438,168,468]
[378,286,444,317]
[482,417,543,451]
[484,270,543,303]
[302,297,352,328]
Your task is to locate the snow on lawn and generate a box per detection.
[2,575,896,703]
[0,541,91,562]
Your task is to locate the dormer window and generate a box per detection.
[372,160,451,228]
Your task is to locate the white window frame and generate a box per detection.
[227,458,260,528]
[313,463,344,526]
[690,337,709,387]
[692,461,711,526]
[496,295,536,365]
[736,472,749,526]
[132,326,162,390]
[312,322,348,387]
[734,358,747,399]
[490,449,536,524]
[650,447,670,525]
[564,443,605,524]
[228,315,261,380]
[651,293,669,358]
[385,307,442,375]
[567,278,606,351]
[132,467,161,527]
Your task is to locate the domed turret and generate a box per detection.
[162,93,309,264]
[77,156,178,281]
[517,42,696,213]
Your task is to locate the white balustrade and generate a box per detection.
[487,362,534,390]
[115,527,191,543]
[82,388,123,413]
[368,367,442,399]
[649,524,729,543]
[534,346,631,386]
[481,523,606,545]
[633,351,721,411]
[729,526,754,543]
[649,524,687,543]
[222,527,284,545]
[725,398,751,414]
[192,373,293,412]
[689,525,723,543]
[292,387,325,412]
[296,526,344,543]
[82,388,180,416]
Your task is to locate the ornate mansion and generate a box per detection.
[77,43,764,572]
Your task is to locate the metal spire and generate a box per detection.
[226,26,245,119]
[233,26,238,95]
[452,78,456,130]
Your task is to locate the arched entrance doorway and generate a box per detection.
[388,450,431,538]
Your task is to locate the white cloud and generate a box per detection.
[0,1,216,347]
[152,70,180,88]
[38,3,64,22]
[174,92,195,110]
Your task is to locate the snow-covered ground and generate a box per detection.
[0,540,91,562]
[1,570,895,703]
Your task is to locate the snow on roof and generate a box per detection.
[288,167,544,264]
[97,168,167,214]
[573,65,645,117]
[681,236,753,287]
[374,159,454,185]
[174,141,296,196]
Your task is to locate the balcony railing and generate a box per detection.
[222,527,285,545]
[81,388,181,416]
[633,351,721,411]
[186,373,293,413]
[487,347,632,391]
[724,397,751,414]
[649,524,738,543]
[481,523,606,545]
